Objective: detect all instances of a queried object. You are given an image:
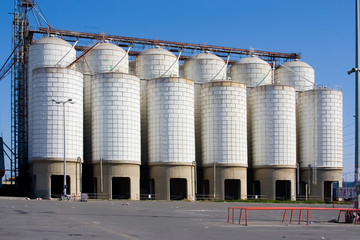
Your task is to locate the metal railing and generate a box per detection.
[228,206,360,226]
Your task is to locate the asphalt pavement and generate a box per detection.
[0,197,360,240]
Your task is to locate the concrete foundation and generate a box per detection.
[253,167,296,201]
[300,168,342,201]
[149,163,195,201]
[203,165,247,200]
[31,158,82,199]
[93,161,140,200]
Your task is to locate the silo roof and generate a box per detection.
[139,47,176,57]
[32,37,72,47]
[235,56,269,65]
[190,52,223,61]
[94,42,126,52]
[281,60,313,69]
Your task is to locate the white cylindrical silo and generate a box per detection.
[179,64,185,78]
[135,47,179,79]
[297,88,343,200]
[147,77,195,201]
[135,47,179,179]
[183,52,226,168]
[183,52,226,83]
[183,52,226,196]
[201,81,247,200]
[230,56,272,87]
[77,42,129,159]
[76,42,129,193]
[92,72,140,200]
[77,42,129,74]
[129,61,136,75]
[28,37,76,71]
[28,37,76,164]
[274,60,315,92]
[30,67,83,198]
[250,85,297,200]
[230,56,272,191]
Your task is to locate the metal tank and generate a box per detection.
[76,42,129,193]
[28,37,76,165]
[183,52,227,83]
[201,81,247,200]
[183,52,226,194]
[129,60,136,75]
[92,72,140,200]
[30,67,83,199]
[230,56,272,87]
[147,77,195,201]
[179,64,185,78]
[77,42,129,74]
[250,85,297,200]
[274,60,315,92]
[135,47,180,194]
[230,56,272,195]
[297,88,343,201]
[135,46,179,79]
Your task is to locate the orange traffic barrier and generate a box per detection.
[227,207,360,226]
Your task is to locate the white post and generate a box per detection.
[63,102,66,197]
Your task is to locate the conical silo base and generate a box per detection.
[31,158,82,199]
[149,163,195,201]
[253,167,296,201]
[203,165,247,200]
[93,162,140,200]
[299,168,342,201]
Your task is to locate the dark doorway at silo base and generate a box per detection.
[324,181,338,201]
[149,179,155,196]
[276,180,291,200]
[140,165,149,195]
[299,182,307,196]
[253,181,260,196]
[82,163,94,194]
[112,177,130,199]
[247,168,254,196]
[203,179,209,196]
[51,175,70,197]
[170,178,187,200]
[225,179,240,200]
[197,167,204,195]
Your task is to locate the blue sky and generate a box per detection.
[0,0,357,180]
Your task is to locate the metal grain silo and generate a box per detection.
[76,42,129,193]
[183,52,226,194]
[179,64,185,78]
[183,52,226,83]
[129,61,136,75]
[250,85,296,200]
[135,47,180,193]
[297,88,343,201]
[147,77,195,201]
[230,56,272,87]
[77,42,129,74]
[92,72,140,200]
[201,81,247,200]
[230,56,272,195]
[274,60,315,92]
[30,67,83,199]
[28,37,76,165]
[135,46,179,79]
